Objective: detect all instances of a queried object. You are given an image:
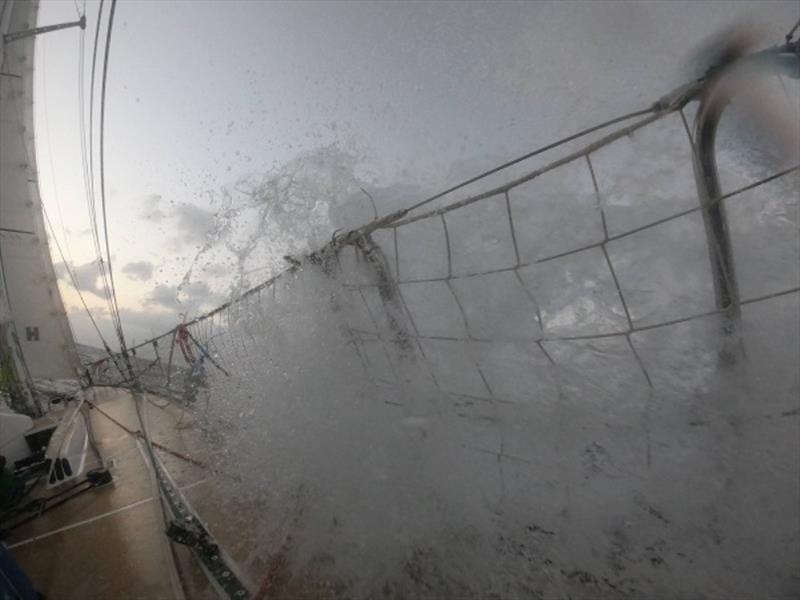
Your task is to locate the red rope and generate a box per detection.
[175,324,196,365]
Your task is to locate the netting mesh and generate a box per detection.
[88,90,799,598]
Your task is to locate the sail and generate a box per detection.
[0,0,81,404]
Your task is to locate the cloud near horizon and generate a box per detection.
[54,261,106,298]
[142,194,167,222]
[147,281,224,314]
[122,260,155,281]
[173,203,216,244]
[139,193,216,246]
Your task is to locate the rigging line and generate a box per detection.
[73,0,82,19]
[99,0,127,356]
[88,0,105,203]
[77,25,97,255]
[99,0,128,351]
[387,110,668,228]
[42,204,113,353]
[87,1,113,281]
[57,1,119,354]
[79,36,105,282]
[86,2,104,252]
[86,73,781,362]
[77,9,115,331]
[401,106,655,216]
[786,17,800,43]
[86,0,119,335]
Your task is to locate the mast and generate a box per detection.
[1,0,82,415]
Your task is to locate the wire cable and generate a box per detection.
[76,0,124,368]
[80,3,114,323]
[786,17,800,43]
[86,0,120,339]
[98,0,126,352]
[41,204,113,354]
[402,106,655,216]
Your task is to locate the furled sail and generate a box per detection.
[1,0,81,414]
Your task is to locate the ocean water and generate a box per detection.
[161,90,800,599]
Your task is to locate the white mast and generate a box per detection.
[1,0,82,414]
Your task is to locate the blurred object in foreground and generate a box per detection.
[686,20,800,165]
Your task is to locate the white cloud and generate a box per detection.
[66,303,177,351]
[147,281,224,314]
[54,261,106,298]
[122,260,155,281]
[142,194,167,222]
[173,203,216,244]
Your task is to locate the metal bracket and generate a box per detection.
[3,17,86,44]
[151,456,251,598]
[165,521,201,547]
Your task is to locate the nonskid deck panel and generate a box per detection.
[5,387,260,600]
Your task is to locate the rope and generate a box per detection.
[86,399,209,470]
[77,3,114,339]
[176,325,196,364]
[98,0,127,356]
[186,329,230,377]
[93,157,799,373]
[786,17,800,43]
[41,204,116,359]
[85,72,800,388]
[33,25,131,380]
[85,81,697,364]
[86,0,116,328]
[384,110,670,229]
[0,15,124,389]
[401,106,657,217]
[88,0,104,214]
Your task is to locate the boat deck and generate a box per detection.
[3,387,237,599]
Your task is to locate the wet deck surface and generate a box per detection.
[4,387,255,600]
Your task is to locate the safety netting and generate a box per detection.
[87,77,799,599]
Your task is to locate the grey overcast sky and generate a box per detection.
[34,0,798,348]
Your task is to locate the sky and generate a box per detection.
[32,0,799,349]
